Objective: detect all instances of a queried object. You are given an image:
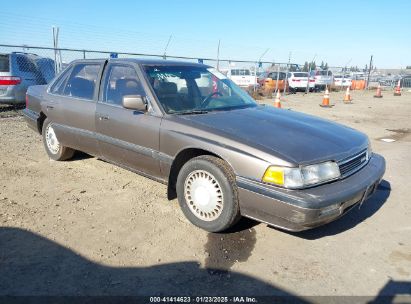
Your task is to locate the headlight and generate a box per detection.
[262,161,340,189]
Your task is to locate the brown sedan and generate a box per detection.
[23,59,385,232]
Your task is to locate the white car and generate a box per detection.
[226,68,257,89]
[287,72,315,92]
[310,70,334,90]
[334,75,352,87]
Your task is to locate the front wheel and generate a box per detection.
[176,155,241,232]
[42,118,75,161]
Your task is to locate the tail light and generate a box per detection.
[310,79,315,82]
[0,76,21,86]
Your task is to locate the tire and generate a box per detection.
[42,118,75,161]
[176,155,241,232]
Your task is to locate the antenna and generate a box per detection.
[163,35,172,60]
[216,39,221,71]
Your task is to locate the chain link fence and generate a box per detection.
[1,43,409,105]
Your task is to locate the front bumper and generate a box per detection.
[237,154,386,231]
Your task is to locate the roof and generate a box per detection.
[114,58,210,68]
[70,58,210,68]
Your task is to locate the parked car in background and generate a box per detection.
[287,72,315,92]
[226,68,257,89]
[333,75,352,87]
[400,75,411,88]
[0,52,55,104]
[310,69,333,91]
[23,58,385,233]
[257,71,288,93]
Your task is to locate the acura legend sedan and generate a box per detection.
[23,59,385,232]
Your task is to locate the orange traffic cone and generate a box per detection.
[274,91,282,108]
[320,88,333,107]
[374,84,383,98]
[343,87,352,104]
[394,80,401,96]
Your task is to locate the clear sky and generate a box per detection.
[0,0,410,68]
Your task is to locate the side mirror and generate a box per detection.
[122,95,147,111]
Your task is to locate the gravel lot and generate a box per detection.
[0,90,410,299]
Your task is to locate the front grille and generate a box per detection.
[338,150,368,177]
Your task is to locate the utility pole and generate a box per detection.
[283,51,291,96]
[366,55,373,89]
[341,58,352,90]
[52,26,62,74]
[254,48,269,92]
[275,63,280,94]
[306,54,317,94]
[163,35,172,60]
[216,39,221,71]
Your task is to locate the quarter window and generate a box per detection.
[103,65,145,106]
[50,66,73,95]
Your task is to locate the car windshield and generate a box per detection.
[144,65,258,114]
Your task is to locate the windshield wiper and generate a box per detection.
[174,109,209,115]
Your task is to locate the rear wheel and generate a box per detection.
[42,118,75,161]
[176,155,241,232]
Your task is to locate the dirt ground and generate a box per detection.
[0,89,410,299]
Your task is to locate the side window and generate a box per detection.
[16,56,37,73]
[63,63,100,100]
[50,66,72,95]
[103,65,145,106]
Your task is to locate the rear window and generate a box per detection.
[294,73,308,77]
[316,70,332,76]
[0,54,10,72]
[231,69,250,76]
[269,72,286,80]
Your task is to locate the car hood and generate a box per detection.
[176,105,368,165]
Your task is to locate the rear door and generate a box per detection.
[95,62,161,177]
[47,61,103,156]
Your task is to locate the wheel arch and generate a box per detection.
[167,147,232,200]
[37,111,47,134]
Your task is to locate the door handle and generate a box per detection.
[99,115,109,121]
[46,105,54,110]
